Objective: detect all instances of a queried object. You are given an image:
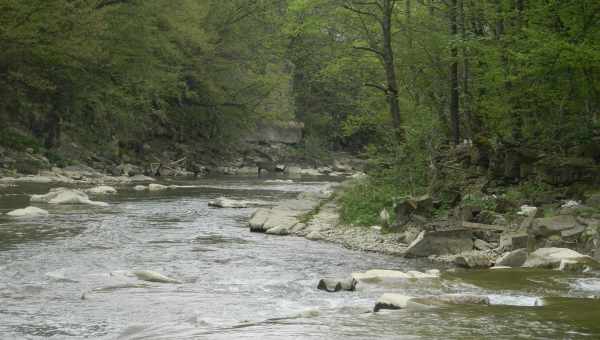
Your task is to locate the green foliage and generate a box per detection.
[503,180,555,205]
[339,178,402,226]
[0,0,293,151]
[0,129,41,152]
[461,194,498,212]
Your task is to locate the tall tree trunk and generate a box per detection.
[449,0,461,145]
[382,0,404,142]
[459,0,471,137]
[44,108,61,149]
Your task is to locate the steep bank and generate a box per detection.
[0,120,365,180]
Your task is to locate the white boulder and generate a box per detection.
[133,185,147,191]
[6,206,49,218]
[523,247,597,269]
[148,184,169,191]
[30,188,108,207]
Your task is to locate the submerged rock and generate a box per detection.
[133,185,147,191]
[132,270,181,284]
[208,197,268,209]
[85,185,117,195]
[30,188,108,207]
[523,247,597,269]
[6,206,49,218]
[317,278,357,292]
[374,293,489,312]
[352,269,440,282]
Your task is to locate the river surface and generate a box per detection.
[1,176,600,339]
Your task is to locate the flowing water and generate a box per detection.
[1,177,600,339]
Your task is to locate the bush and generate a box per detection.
[338,178,404,226]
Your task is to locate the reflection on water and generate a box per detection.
[1,176,600,339]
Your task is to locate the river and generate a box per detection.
[1,176,600,339]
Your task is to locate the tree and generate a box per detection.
[342,0,404,142]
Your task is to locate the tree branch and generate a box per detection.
[353,46,384,57]
[95,0,131,10]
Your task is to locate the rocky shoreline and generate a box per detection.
[246,180,600,274]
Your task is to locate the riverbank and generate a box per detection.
[247,178,600,274]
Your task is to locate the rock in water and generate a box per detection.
[133,185,147,191]
[148,184,169,191]
[374,294,413,311]
[6,206,49,217]
[374,293,490,312]
[208,197,267,208]
[495,249,528,267]
[317,278,357,292]
[249,208,271,232]
[352,269,440,282]
[85,185,117,195]
[522,247,598,269]
[132,270,181,284]
[409,294,490,308]
[30,188,108,207]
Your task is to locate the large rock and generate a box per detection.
[6,206,49,218]
[530,215,580,237]
[30,188,108,207]
[317,278,357,292]
[522,247,598,269]
[374,293,490,312]
[394,195,433,228]
[404,230,474,257]
[495,248,528,267]
[249,208,299,233]
[249,208,271,232]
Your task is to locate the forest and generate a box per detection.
[3,3,600,337]
[1,0,600,222]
